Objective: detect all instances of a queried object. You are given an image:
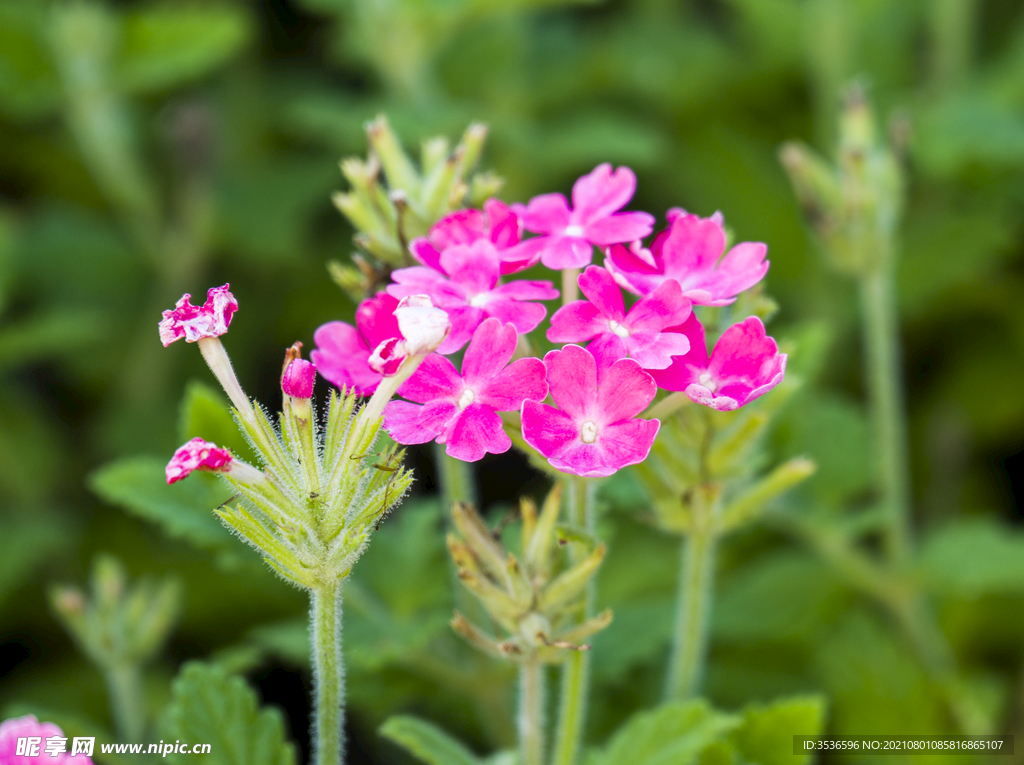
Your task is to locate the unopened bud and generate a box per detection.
[283,358,316,399]
[394,295,450,355]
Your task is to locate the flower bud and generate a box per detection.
[394,294,450,355]
[165,437,264,486]
[283,358,316,399]
[158,284,237,346]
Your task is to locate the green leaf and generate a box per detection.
[89,456,242,564]
[164,662,296,765]
[379,715,481,765]
[591,700,741,765]
[0,309,108,367]
[919,518,1024,596]
[178,380,257,464]
[117,5,252,94]
[731,696,827,765]
[0,0,61,120]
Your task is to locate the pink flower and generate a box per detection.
[410,199,538,275]
[0,715,93,764]
[282,358,316,398]
[383,319,547,462]
[158,284,238,346]
[387,240,559,353]
[366,295,452,375]
[605,211,768,305]
[547,266,692,370]
[312,292,401,395]
[165,438,264,485]
[512,164,655,270]
[650,314,786,410]
[521,344,660,477]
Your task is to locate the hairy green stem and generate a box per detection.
[105,662,145,742]
[519,659,545,765]
[552,477,594,765]
[859,267,912,567]
[665,523,717,700]
[311,584,344,765]
[434,442,477,510]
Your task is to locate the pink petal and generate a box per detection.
[440,240,501,295]
[701,241,770,300]
[443,403,511,462]
[596,357,657,424]
[484,199,522,248]
[497,240,544,275]
[521,400,579,459]
[604,243,660,296]
[544,344,597,421]
[586,333,630,373]
[647,311,710,392]
[594,418,661,471]
[491,280,561,302]
[659,214,727,278]
[158,284,238,346]
[437,306,486,354]
[538,235,595,270]
[583,211,656,246]
[387,268,466,306]
[684,384,739,411]
[461,318,518,385]
[577,266,625,321]
[409,237,444,272]
[708,316,778,381]
[477,356,548,411]
[624,279,691,332]
[430,208,488,250]
[623,330,691,370]
[384,400,458,444]
[548,442,617,477]
[517,193,572,234]
[166,438,233,484]
[483,299,548,335]
[396,353,462,403]
[311,321,381,395]
[547,301,607,343]
[356,291,401,348]
[571,164,636,224]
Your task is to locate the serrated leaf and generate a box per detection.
[178,380,256,464]
[164,662,296,765]
[379,715,481,765]
[591,700,741,765]
[117,5,252,94]
[732,695,827,765]
[919,518,1024,596]
[89,456,238,558]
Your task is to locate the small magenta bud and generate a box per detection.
[166,438,233,484]
[282,358,316,399]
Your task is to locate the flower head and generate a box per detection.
[547,266,691,370]
[650,314,786,410]
[512,164,655,270]
[0,715,93,764]
[312,292,401,395]
[410,199,538,275]
[605,211,769,305]
[158,284,238,346]
[521,344,660,477]
[387,240,558,353]
[384,318,547,462]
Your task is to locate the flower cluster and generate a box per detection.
[312,163,785,477]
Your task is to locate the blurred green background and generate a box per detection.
[1,0,1024,763]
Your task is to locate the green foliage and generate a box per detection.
[730,696,827,765]
[163,662,297,765]
[919,519,1024,596]
[379,715,482,765]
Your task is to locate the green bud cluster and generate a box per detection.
[780,84,905,276]
[448,487,612,664]
[329,115,504,301]
[217,389,414,590]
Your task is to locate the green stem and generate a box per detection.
[311,583,344,765]
[665,523,717,700]
[105,662,145,742]
[434,442,476,509]
[859,266,912,567]
[519,659,545,765]
[552,477,594,765]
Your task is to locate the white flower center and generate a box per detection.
[564,224,585,238]
[581,421,599,444]
[698,371,717,393]
[608,320,630,338]
[469,293,490,308]
[458,388,476,409]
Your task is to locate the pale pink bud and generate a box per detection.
[0,715,93,764]
[158,284,238,347]
[165,438,265,486]
[282,359,316,399]
[394,294,450,355]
